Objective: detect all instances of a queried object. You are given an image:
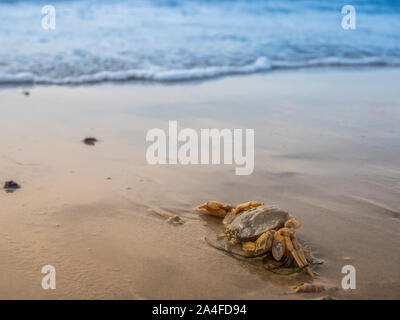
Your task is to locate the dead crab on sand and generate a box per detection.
[196,201,314,277]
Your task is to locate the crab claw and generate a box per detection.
[242,230,275,255]
[233,201,264,214]
[272,229,286,261]
[255,230,275,253]
[196,201,233,218]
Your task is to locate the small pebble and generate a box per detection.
[4,180,21,193]
[82,137,98,146]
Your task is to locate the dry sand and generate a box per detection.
[0,69,399,299]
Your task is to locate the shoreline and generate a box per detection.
[1,68,399,299]
[1,65,399,89]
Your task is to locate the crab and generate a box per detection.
[196,201,314,277]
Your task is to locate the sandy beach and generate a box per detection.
[1,68,400,299]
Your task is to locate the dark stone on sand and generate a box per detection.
[4,180,21,192]
[82,137,98,146]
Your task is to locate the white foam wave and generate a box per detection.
[272,56,400,68]
[1,56,400,86]
[0,57,271,85]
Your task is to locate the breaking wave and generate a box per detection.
[0,0,399,85]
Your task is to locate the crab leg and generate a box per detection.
[285,235,314,277]
[291,234,314,278]
[196,201,232,217]
[233,201,264,214]
[284,217,301,229]
[283,218,314,277]
[242,241,256,253]
[284,236,305,269]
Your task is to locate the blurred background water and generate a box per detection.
[0,0,399,84]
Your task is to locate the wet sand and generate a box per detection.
[0,68,399,299]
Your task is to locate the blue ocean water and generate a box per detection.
[0,0,399,84]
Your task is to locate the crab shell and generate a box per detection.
[225,205,289,241]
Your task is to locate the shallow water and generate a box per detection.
[0,0,399,84]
